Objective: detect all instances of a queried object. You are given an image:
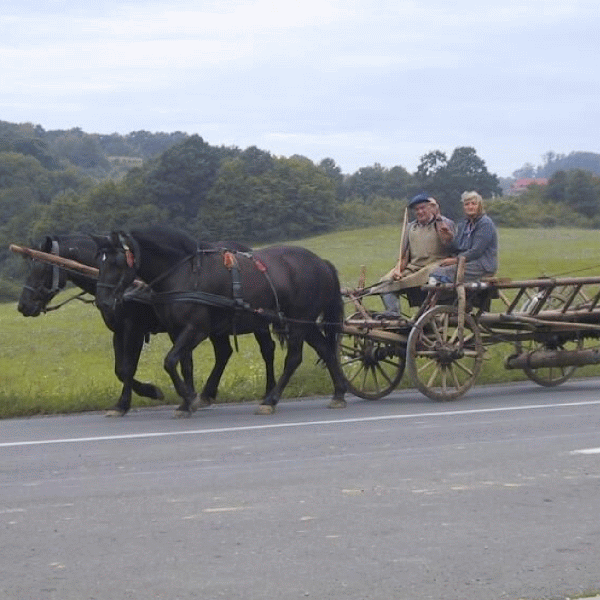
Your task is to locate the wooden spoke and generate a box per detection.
[406,305,484,401]
[339,331,405,400]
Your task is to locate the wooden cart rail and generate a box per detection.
[339,264,600,403]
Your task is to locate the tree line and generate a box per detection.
[2,119,600,300]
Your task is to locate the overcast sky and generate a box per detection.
[2,0,598,177]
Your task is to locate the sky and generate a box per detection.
[2,0,599,178]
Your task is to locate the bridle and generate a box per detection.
[22,240,63,303]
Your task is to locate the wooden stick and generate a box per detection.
[10,244,148,288]
[10,244,99,278]
[396,207,409,273]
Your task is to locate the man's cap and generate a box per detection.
[408,192,431,208]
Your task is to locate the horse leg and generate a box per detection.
[179,349,196,405]
[164,325,207,418]
[256,331,304,415]
[106,323,164,417]
[129,333,164,401]
[255,329,276,398]
[191,334,233,411]
[303,325,347,409]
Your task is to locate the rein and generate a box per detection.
[45,291,95,311]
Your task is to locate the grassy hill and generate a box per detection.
[2,226,600,418]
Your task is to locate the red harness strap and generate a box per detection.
[253,258,268,273]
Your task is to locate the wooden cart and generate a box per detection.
[339,259,600,401]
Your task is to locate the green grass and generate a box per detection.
[2,226,600,418]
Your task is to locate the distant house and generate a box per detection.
[508,178,548,196]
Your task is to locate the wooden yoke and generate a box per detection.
[10,244,147,288]
[10,244,99,278]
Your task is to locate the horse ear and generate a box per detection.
[41,236,53,252]
[109,231,122,247]
[90,234,111,250]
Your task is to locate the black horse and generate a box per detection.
[94,225,347,417]
[17,233,276,416]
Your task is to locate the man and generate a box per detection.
[373,192,455,314]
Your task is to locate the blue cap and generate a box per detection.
[408,192,431,208]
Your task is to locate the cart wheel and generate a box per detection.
[516,336,584,387]
[407,305,484,401]
[338,331,405,400]
[520,286,590,313]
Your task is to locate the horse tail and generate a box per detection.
[322,260,344,353]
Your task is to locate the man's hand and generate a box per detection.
[392,266,403,280]
[439,257,458,267]
[437,222,453,243]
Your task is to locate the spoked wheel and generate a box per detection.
[338,330,406,400]
[407,305,484,401]
[515,335,584,387]
[520,286,590,313]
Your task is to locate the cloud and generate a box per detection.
[1,0,599,176]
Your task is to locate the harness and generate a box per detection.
[125,248,286,330]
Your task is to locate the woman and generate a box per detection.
[431,190,498,283]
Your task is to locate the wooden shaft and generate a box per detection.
[9,244,147,287]
[10,244,99,277]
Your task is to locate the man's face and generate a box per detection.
[413,202,434,225]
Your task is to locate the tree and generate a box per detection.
[565,169,598,218]
[414,147,501,219]
[544,170,568,203]
[139,135,237,228]
[343,164,388,202]
[415,150,447,181]
[318,158,344,201]
[199,155,337,242]
[51,131,111,170]
[385,165,411,200]
[512,163,536,179]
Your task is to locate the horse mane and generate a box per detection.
[129,225,201,259]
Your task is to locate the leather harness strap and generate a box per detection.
[51,240,61,293]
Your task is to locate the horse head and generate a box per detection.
[17,236,67,316]
[94,231,141,314]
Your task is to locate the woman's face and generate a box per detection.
[463,198,480,219]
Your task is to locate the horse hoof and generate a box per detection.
[173,409,192,419]
[255,404,275,416]
[153,387,165,401]
[105,409,126,417]
[328,399,347,409]
[191,395,212,412]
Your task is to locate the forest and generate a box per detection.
[2,119,600,300]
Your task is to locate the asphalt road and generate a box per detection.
[1,380,600,600]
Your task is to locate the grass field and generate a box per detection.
[2,226,600,418]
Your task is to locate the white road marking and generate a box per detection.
[571,447,600,455]
[1,399,599,449]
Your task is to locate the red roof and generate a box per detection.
[513,178,548,189]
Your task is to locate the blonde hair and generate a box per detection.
[461,190,484,216]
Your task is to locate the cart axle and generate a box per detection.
[505,348,600,370]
